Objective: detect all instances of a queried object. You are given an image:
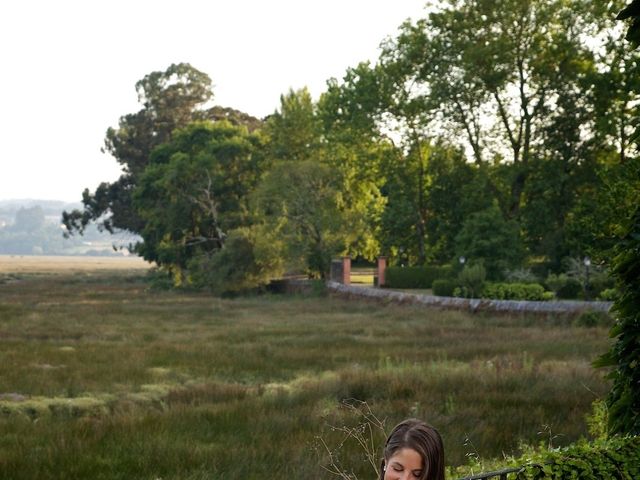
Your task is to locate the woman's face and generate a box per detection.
[383,447,423,480]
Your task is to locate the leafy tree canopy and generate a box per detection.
[133,120,265,276]
[62,63,262,238]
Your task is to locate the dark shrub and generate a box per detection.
[557,277,583,299]
[146,268,174,290]
[432,279,458,296]
[589,270,615,299]
[454,203,525,280]
[545,273,583,299]
[456,263,486,298]
[574,310,613,328]
[384,265,453,289]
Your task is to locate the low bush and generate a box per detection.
[574,310,614,328]
[188,227,283,295]
[146,267,175,290]
[432,279,458,296]
[515,435,640,479]
[482,283,549,301]
[456,263,486,298]
[545,273,583,299]
[598,288,619,301]
[384,265,453,289]
[504,268,539,284]
[453,286,472,298]
[589,270,615,299]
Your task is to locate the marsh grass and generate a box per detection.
[0,259,611,479]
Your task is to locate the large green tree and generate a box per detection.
[454,203,525,279]
[133,121,265,280]
[372,0,639,271]
[317,67,390,261]
[255,87,386,276]
[63,64,261,239]
[254,159,346,278]
[391,0,599,219]
[321,59,441,264]
[558,1,640,264]
[63,63,215,236]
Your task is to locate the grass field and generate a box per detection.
[0,257,611,479]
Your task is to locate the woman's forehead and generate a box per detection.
[389,447,423,468]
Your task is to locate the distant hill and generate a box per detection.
[0,199,140,256]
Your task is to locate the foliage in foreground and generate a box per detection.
[448,435,640,479]
[595,206,640,435]
[513,435,640,480]
[594,1,640,438]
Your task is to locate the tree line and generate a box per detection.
[63,0,638,292]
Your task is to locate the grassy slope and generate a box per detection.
[0,261,610,479]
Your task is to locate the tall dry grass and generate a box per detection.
[0,259,611,479]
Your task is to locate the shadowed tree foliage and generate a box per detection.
[368,0,638,271]
[133,121,265,280]
[454,203,525,280]
[254,159,346,278]
[595,206,640,435]
[592,0,640,437]
[618,0,640,46]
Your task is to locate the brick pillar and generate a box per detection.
[377,256,387,287]
[342,256,351,285]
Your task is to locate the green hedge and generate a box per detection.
[432,279,458,296]
[384,265,453,289]
[545,274,583,299]
[515,436,640,479]
[482,283,551,301]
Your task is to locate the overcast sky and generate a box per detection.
[0,0,428,202]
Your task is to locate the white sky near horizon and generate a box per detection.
[0,0,429,203]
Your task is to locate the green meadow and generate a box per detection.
[0,259,611,479]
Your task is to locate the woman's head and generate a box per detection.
[379,418,445,480]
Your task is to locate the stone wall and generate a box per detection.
[326,281,612,316]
